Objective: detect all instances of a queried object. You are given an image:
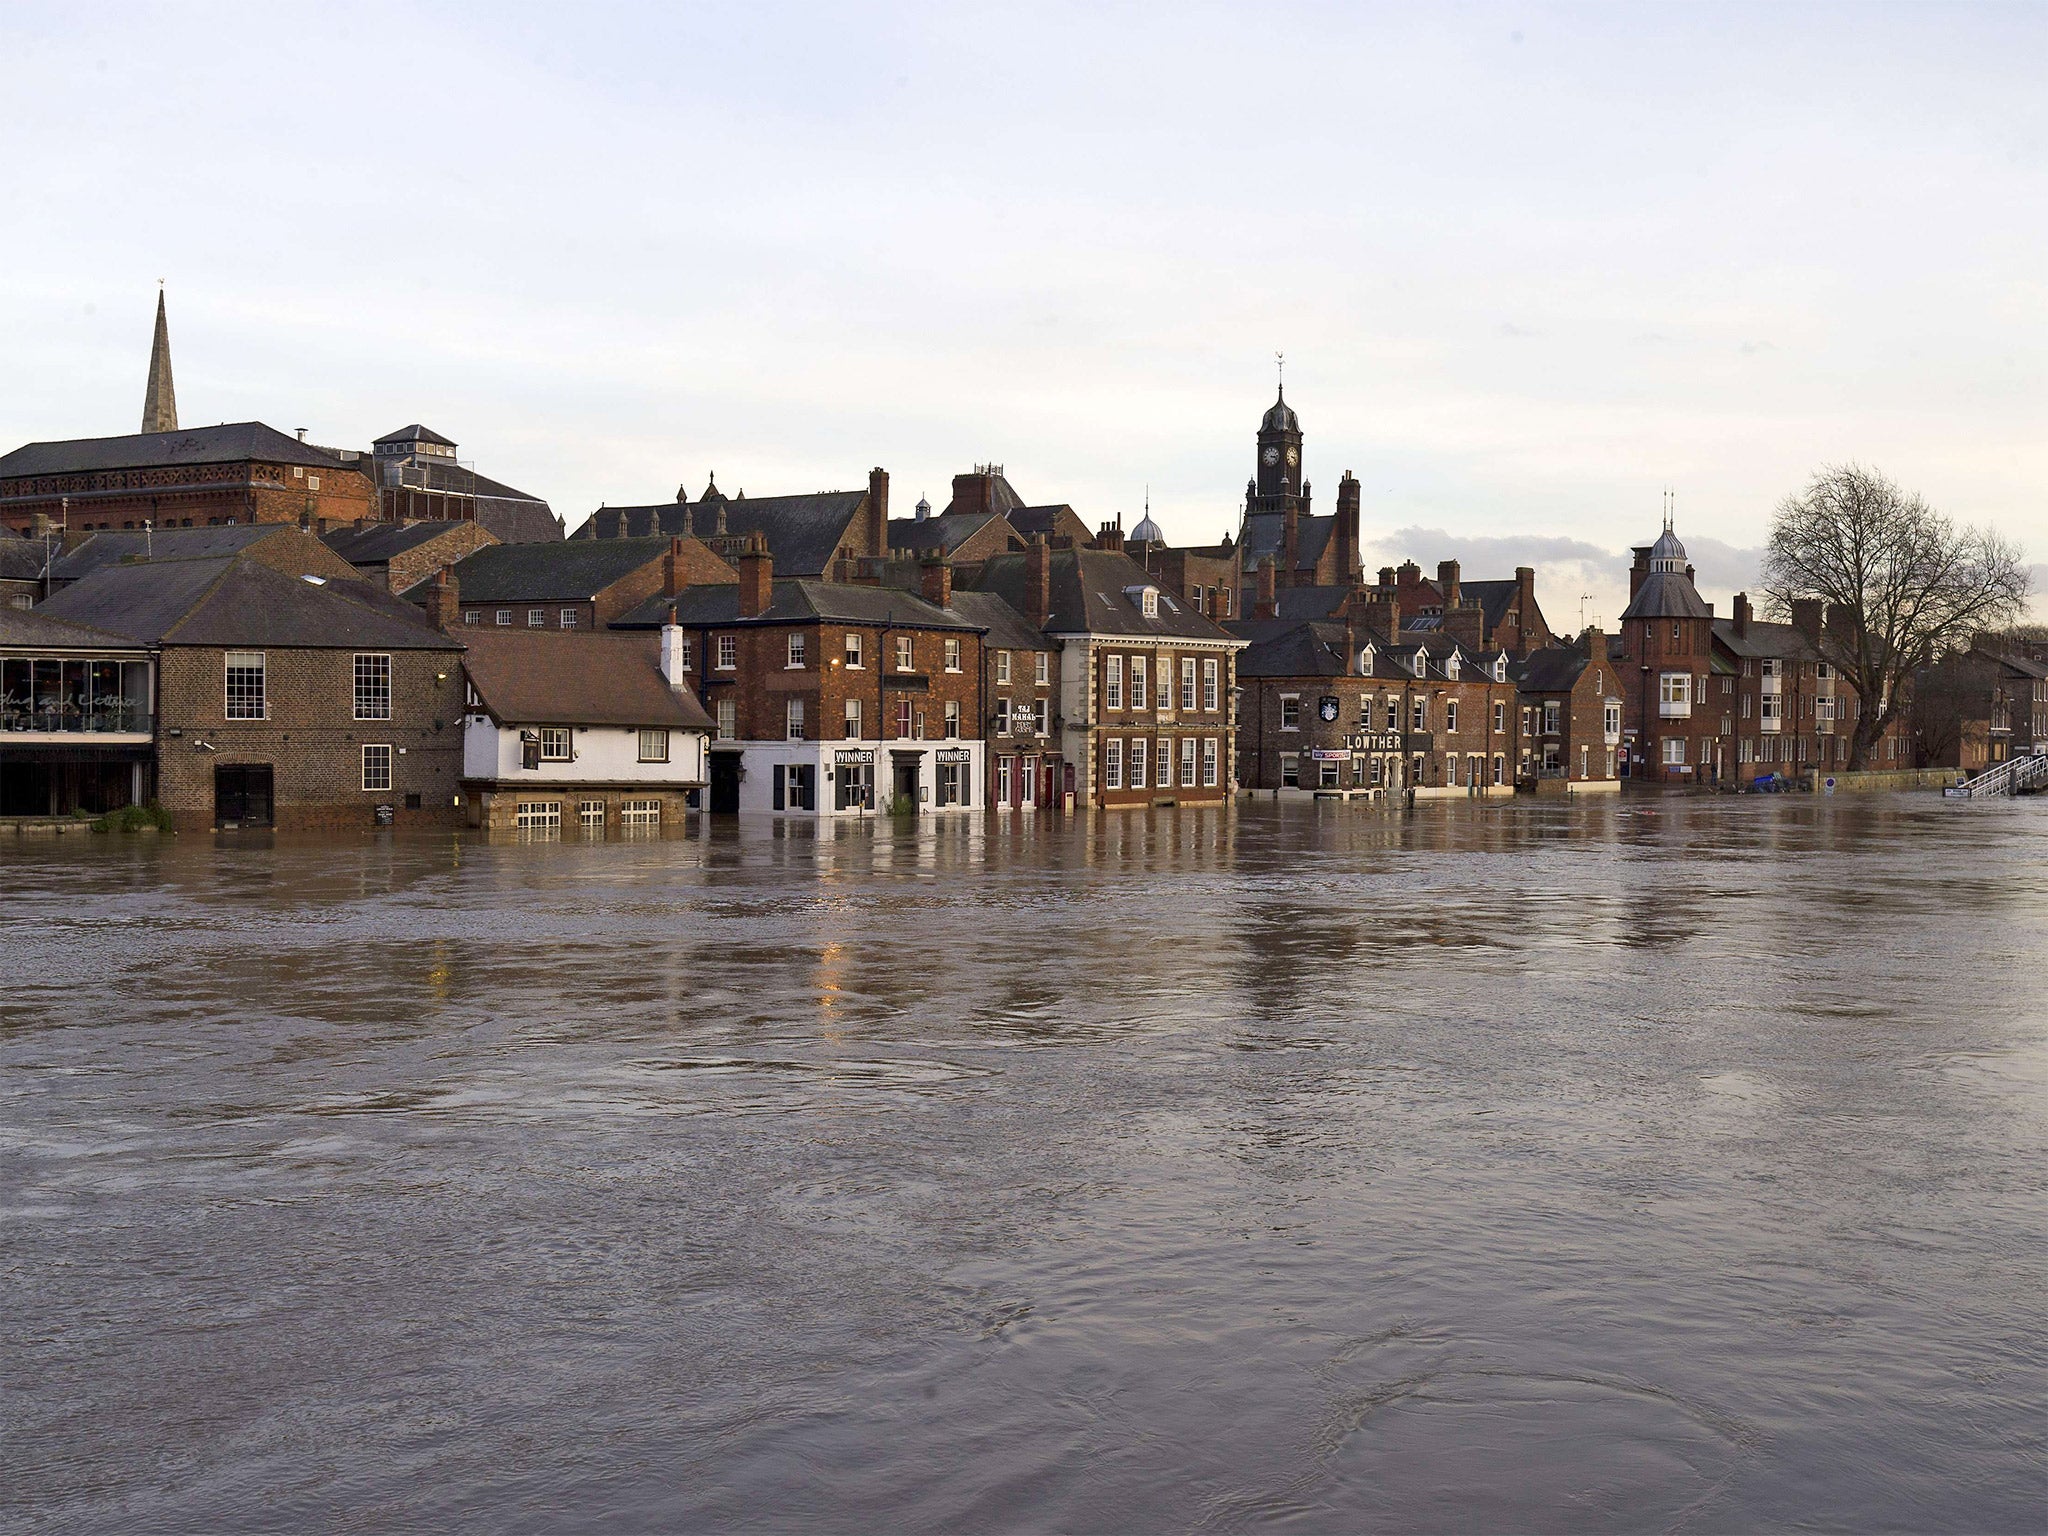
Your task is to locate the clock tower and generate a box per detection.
[1249,385,1304,515]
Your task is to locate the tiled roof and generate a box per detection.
[887,510,1005,555]
[1238,509,1335,571]
[580,491,868,577]
[1007,505,1082,537]
[446,537,670,603]
[1238,621,1352,678]
[1713,618,1817,660]
[475,500,564,545]
[1461,578,1524,630]
[0,422,357,478]
[970,548,1241,643]
[459,628,713,732]
[0,531,46,581]
[37,558,460,650]
[945,589,1049,653]
[614,579,981,632]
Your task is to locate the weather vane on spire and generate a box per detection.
[1275,351,1285,392]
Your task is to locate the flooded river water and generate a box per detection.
[3,796,2046,1533]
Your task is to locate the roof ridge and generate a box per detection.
[155,555,247,643]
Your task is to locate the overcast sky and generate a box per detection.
[4,1,2043,625]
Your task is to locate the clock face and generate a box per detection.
[1261,446,1280,466]
[1285,447,1299,467]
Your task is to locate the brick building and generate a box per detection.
[613,535,986,816]
[971,539,1242,808]
[1913,636,2047,773]
[1514,630,1622,791]
[948,587,1062,809]
[457,626,712,832]
[443,537,717,632]
[37,556,465,831]
[0,423,380,537]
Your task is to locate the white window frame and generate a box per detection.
[539,727,573,761]
[1104,737,1124,790]
[1201,737,1219,787]
[845,632,863,668]
[717,635,738,671]
[353,653,392,722]
[528,608,546,629]
[787,633,807,668]
[1202,658,1218,711]
[786,699,805,741]
[360,742,393,791]
[1181,658,1197,711]
[225,651,267,720]
[1131,655,1148,711]
[1105,654,1123,710]
[559,608,579,629]
[639,728,670,762]
[943,637,961,673]
[1131,735,1148,789]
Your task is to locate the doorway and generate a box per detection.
[891,755,921,813]
[214,762,274,828]
[708,752,742,814]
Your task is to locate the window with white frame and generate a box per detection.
[995,650,1011,684]
[580,800,606,828]
[620,799,660,826]
[1157,738,1171,786]
[1604,700,1621,736]
[843,699,861,739]
[1202,658,1218,711]
[495,609,512,626]
[361,743,393,791]
[225,651,266,719]
[845,632,863,668]
[1105,655,1123,710]
[1659,672,1692,717]
[943,637,961,672]
[895,636,914,672]
[1036,652,1050,687]
[1280,695,1301,730]
[1445,699,1459,734]
[639,728,671,761]
[560,608,580,629]
[1412,696,1428,732]
[716,699,736,740]
[528,608,546,629]
[1201,737,1218,786]
[1543,700,1561,735]
[995,696,1012,733]
[785,699,805,740]
[1662,736,1686,764]
[1181,736,1197,786]
[1493,700,1505,732]
[717,635,737,670]
[1387,699,1400,730]
[1131,655,1148,710]
[1281,752,1300,788]
[540,727,572,760]
[1181,658,1197,711]
[515,801,562,830]
[1131,736,1148,788]
[1493,754,1505,785]
[463,610,480,626]
[944,699,960,738]
[1104,737,1123,789]
[353,653,391,721]
[787,633,807,668]
[676,637,693,671]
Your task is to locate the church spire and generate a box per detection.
[141,286,178,434]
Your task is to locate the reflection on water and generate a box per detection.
[4,796,2047,1533]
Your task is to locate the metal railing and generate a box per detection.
[1,702,153,735]
[1953,751,2048,798]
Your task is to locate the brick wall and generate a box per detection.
[3,462,378,535]
[384,523,497,596]
[156,644,465,832]
[690,622,985,748]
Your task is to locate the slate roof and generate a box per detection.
[1461,578,1526,631]
[1238,621,1353,679]
[1712,617,1816,660]
[887,510,1005,556]
[0,531,46,582]
[1620,570,1713,622]
[37,558,461,650]
[1236,619,1490,682]
[475,500,564,545]
[939,472,1027,519]
[445,537,670,603]
[970,548,1241,643]
[322,520,483,567]
[0,422,356,478]
[1517,645,1591,694]
[459,628,713,732]
[1007,505,1083,538]
[49,524,285,582]
[946,589,1050,653]
[0,605,144,650]
[1238,510,1335,571]
[579,491,868,577]
[374,424,457,447]
[613,579,982,632]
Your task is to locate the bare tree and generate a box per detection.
[1761,465,2029,771]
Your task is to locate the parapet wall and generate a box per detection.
[1803,767,1965,794]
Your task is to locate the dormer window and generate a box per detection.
[1124,584,1160,618]
[1412,650,1428,678]
[1493,656,1507,681]
[1445,654,1461,680]
[1357,645,1375,676]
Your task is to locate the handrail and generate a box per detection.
[1955,750,2048,797]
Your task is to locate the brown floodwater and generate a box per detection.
[3,796,2046,1533]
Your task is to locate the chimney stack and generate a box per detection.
[1378,566,1396,588]
[659,603,689,686]
[1733,592,1752,637]
[1024,534,1051,629]
[1335,472,1362,582]
[867,467,890,558]
[424,569,460,632]
[920,556,952,609]
[1096,521,1125,553]
[1437,559,1462,611]
[1629,546,1651,598]
[738,529,773,618]
[1254,556,1278,621]
[1790,597,1824,645]
[663,536,686,597]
